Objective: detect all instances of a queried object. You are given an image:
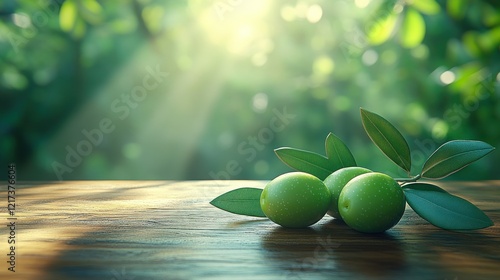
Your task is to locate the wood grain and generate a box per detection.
[1,180,500,279]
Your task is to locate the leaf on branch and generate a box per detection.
[421,140,495,179]
[210,188,266,217]
[360,108,412,173]
[403,183,493,230]
[275,147,335,180]
[325,133,357,169]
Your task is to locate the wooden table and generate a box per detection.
[1,180,500,279]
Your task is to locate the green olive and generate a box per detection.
[338,172,406,233]
[260,172,331,228]
[324,167,372,219]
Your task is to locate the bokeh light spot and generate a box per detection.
[254,160,270,175]
[432,120,449,140]
[218,132,235,149]
[251,52,268,66]
[306,4,323,23]
[411,44,429,60]
[407,103,427,122]
[334,96,351,111]
[294,2,309,18]
[313,55,335,75]
[355,0,371,8]
[311,88,329,100]
[440,71,456,85]
[362,49,378,66]
[280,5,296,22]
[381,50,397,65]
[393,3,404,13]
[123,143,142,159]
[12,13,31,28]
[252,92,268,112]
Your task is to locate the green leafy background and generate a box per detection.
[1,0,499,180]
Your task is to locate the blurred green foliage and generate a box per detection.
[1,0,499,181]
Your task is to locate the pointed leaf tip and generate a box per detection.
[421,140,495,179]
[360,108,412,173]
[403,183,493,230]
[210,188,266,217]
[275,147,334,180]
[325,133,357,169]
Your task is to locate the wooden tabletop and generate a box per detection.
[1,180,500,279]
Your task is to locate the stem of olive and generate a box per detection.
[394,174,421,183]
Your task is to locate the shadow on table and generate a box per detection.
[413,229,500,276]
[260,219,407,279]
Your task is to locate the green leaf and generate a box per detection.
[81,0,102,14]
[275,147,334,180]
[72,18,87,39]
[360,108,411,173]
[325,133,357,169]
[447,0,467,19]
[410,0,441,15]
[403,183,493,230]
[79,0,103,24]
[421,140,495,179]
[59,0,86,38]
[367,12,398,45]
[400,8,426,48]
[59,0,77,32]
[482,3,500,27]
[210,188,266,217]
